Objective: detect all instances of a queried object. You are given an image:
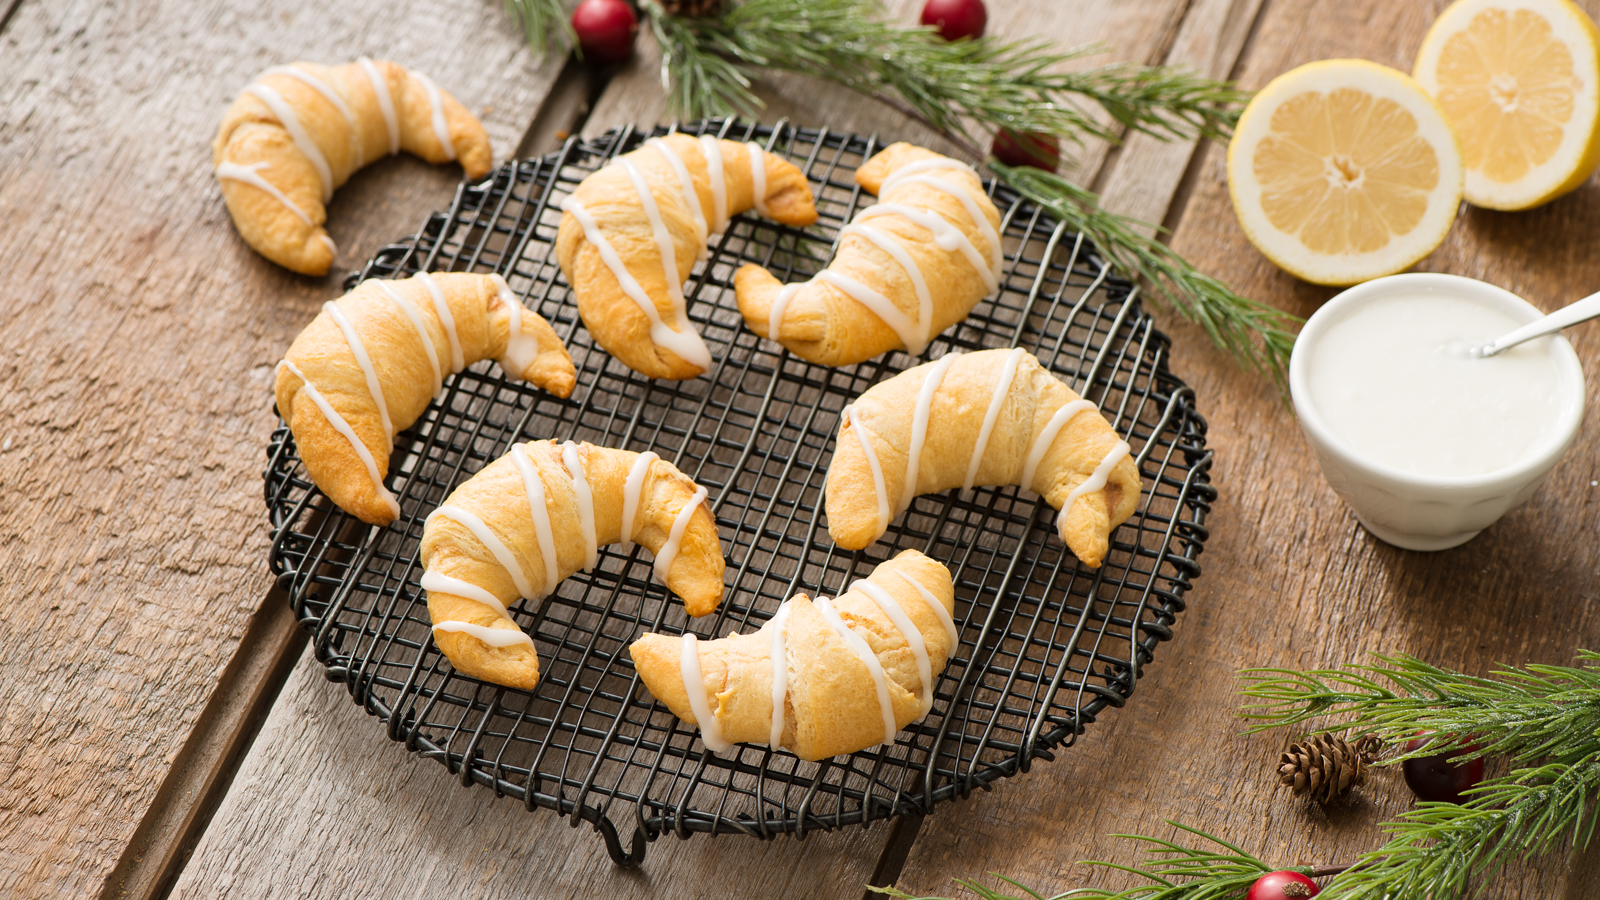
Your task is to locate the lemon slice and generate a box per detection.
[1227,60,1463,286]
[1414,0,1600,210]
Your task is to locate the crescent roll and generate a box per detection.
[275,272,575,526]
[629,550,956,761]
[214,59,492,275]
[423,441,725,690]
[826,348,1141,568]
[735,142,1002,365]
[557,134,819,380]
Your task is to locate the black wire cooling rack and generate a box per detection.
[264,119,1214,867]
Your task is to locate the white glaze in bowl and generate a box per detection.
[1290,273,1586,550]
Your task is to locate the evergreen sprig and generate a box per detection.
[993,162,1299,392]
[1238,652,1600,763]
[641,0,1246,151]
[868,823,1311,900]
[506,0,574,52]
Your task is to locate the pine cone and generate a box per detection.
[1277,733,1382,804]
[659,0,724,16]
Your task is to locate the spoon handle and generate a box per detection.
[1481,289,1600,357]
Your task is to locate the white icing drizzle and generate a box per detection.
[415,272,465,373]
[245,82,333,202]
[893,570,959,648]
[1020,399,1099,492]
[767,600,793,748]
[814,596,897,747]
[857,203,997,294]
[767,282,804,344]
[276,359,400,519]
[560,195,714,371]
[420,569,509,618]
[322,301,393,442]
[411,70,457,162]
[654,486,707,585]
[371,280,442,397]
[1059,441,1132,527]
[853,579,932,712]
[902,352,961,513]
[262,64,361,164]
[815,271,922,356]
[879,173,1002,276]
[679,633,731,752]
[647,138,709,249]
[561,441,598,571]
[492,274,539,377]
[433,620,534,649]
[878,158,977,191]
[745,142,770,217]
[510,445,560,597]
[358,57,400,156]
[318,234,337,255]
[962,348,1026,492]
[844,405,890,537]
[839,221,934,354]
[619,157,696,360]
[215,161,313,227]
[619,451,660,551]
[429,504,534,599]
[698,135,728,234]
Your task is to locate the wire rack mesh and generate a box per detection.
[264,119,1214,867]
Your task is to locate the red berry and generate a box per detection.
[920,0,987,41]
[1403,735,1485,804]
[1248,871,1320,900]
[991,128,1061,172]
[572,0,638,65]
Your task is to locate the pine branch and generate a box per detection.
[869,823,1297,900]
[641,0,1245,149]
[505,0,574,52]
[1324,758,1600,899]
[992,162,1299,392]
[1238,652,1600,764]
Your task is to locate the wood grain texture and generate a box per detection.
[0,2,560,896]
[168,645,890,900]
[893,1,1600,897]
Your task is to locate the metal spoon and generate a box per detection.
[1476,289,1600,357]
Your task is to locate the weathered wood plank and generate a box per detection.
[0,1,562,896]
[167,645,891,900]
[893,1,1600,897]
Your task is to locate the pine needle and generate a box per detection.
[505,0,574,51]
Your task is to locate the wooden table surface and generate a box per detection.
[3,0,1597,897]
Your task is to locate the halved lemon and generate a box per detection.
[1228,60,1464,286]
[1414,0,1600,210]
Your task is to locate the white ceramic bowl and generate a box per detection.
[1289,273,1586,551]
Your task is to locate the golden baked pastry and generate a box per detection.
[423,440,725,690]
[275,273,574,525]
[557,134,818,380]
[629,550,955,760]
[214,59,492,275]
[735,142,1002,365]
[825,348,1141,568]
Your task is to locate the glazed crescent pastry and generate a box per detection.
[423,441,725,690]
[275,272,575,526]
[214,59,493,275]
[629,550,955,761]
[557,134,819,380]
[825,348,1141,568]
[735,142,1002,365]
